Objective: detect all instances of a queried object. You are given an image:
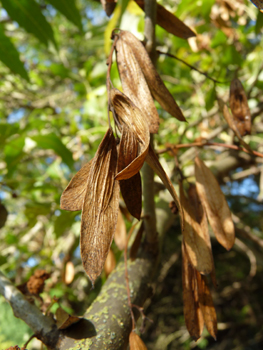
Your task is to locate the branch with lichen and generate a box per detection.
[0,271,59,348]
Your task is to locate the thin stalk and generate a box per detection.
[143,0,158,246]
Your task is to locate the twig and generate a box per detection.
[157,141,263,159]
[142,0,158,246]
[156,50,228,84]
[124,224,139,330]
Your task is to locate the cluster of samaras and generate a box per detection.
[60,30,185,285]
[60,29,242,341]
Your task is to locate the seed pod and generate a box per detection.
[129,332,148,350]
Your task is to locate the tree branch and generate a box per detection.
[56,202,174,350]
[0,271,59,348]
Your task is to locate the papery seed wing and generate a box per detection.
[114,208,127,251]
[116,34,159,134]
[118,125,142,220]
[110,88,150,180]
[129,332,148,350]
[229,78,251,136]
[80,128,119,285]
[220,100,253,153]
[119,30,185,122]
[195,157,235,251]
[188,184,217,283]
[135,1,196,39]
[182,242,204,341]
[146,145,184,230]
[60,159,93,211]
[196,272,217,340]
[180,183,213,275]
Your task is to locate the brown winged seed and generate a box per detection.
[115,33,160,133]
[80,128,119,285]
[118,30,186,122]
[110,88,150,180]
[180,182,213,275]
[195,157,235,251]
[229,78,251,136]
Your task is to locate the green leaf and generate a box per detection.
[46,0,83,32]
[4,136,25,175]
[255,11,263,34]
[0,123,20,145]
[54,211,78,238]
[31,133,74,169]
[0,24,29,81]
[1,0,56,47]
[205,85,216,111]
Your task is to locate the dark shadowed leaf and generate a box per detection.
[119,31,186,122]
[100,0,116,16]
[80,128,119,285]
[195,157,235,250]
[1,0,56,47]
[0,203,8,229]
[31,133,74,170]
[0,24,29,81]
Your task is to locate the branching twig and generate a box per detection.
[157,50,228,84]
[157,141,263,159]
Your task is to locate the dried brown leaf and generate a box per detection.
[118,125,142,219]
[110,88,150,180]
[196,272,217,340]
[195,157,235,250]
[80,128,119,285]
[100,0,116,16]
[130,222,144,261]
[229,78,251,136]
[146,145,184,230]
[182,242,204,341]
[116,34,160,133]
[55,307,81,330]
[135,1,196,39]
[129,332,148,350]
[118,30,186,122]
[60,160,92,211]
[104,248,116,277]
[221,101,253,153]
[180,183,213,275]
[114,208,127,250]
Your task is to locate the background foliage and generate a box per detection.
[0,0,263,349]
